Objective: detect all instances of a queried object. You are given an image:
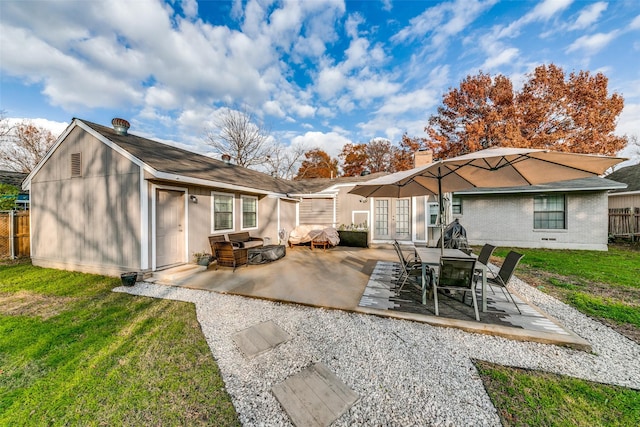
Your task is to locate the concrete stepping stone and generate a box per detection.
[272,362,359,427]
[233,320,291,359]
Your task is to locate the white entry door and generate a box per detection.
[373,198,411,241]
[156,189,185,268]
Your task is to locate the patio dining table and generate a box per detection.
[414,247,488,311]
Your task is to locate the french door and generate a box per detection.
[374,198,411,241]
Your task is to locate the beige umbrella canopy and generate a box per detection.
[349,147,626,249]
[350,147,625,198]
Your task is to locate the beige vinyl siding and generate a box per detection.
[335,187,370,227]
[608,194,640,210]
[299,197,334,226]
[30,126,142,275]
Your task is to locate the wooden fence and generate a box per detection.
[609,207,640,241]
[0,210,30,258]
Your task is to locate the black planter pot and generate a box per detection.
[338,230,368,247]
[120,272,138,287]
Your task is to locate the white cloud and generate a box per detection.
[496,0,573,39]
[181,0,198,19]
[290,131,352,158]
[569,2,607,30]
[616,103,640,138]
[527,0,573,21]
[480,48,520,70]
[263,100,286,118]
[392,0,497,60]
[6,117,69,139]
[375,87,439,115]
[566,31,619,54]
[629,14,640,30]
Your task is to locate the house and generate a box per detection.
[606,163,640,239]
[0,170,29,209]
[23,117,623,277]
[22,118,302,276]
[607,163,640,210]
[451,177,626,250]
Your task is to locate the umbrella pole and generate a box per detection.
[438,167,444,255]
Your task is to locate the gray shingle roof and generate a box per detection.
[606,163,640,193]
[0,170,28,188]
[454,176,626,195]
[290,172,388,194]
[81,119,298,194]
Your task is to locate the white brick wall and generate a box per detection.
[456,192,609,251]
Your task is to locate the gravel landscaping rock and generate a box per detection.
[114,279,640,426]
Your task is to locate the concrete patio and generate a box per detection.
[149,245,590,350]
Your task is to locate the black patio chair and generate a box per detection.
[432,256,479,321]
[393,241,422,292]
[474,243,497,293]
[487,251,524,314]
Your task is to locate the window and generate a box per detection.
[534,194,566,229]
[212,193,234,232]
[427,203,439,227]
[452,196,462,214]
[241,196,257,229]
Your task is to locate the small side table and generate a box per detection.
[311,240,330,251]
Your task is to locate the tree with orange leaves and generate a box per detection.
[391,134,427,171]
[339,143,368,177]
[425,64,626,159]
[294,149,339,180]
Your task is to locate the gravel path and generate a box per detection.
[114,277,640,426]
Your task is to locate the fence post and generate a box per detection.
[9,210,15,259]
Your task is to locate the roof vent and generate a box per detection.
[111,118,130,135]
[221,154,232,164]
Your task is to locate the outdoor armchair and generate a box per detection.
[432,256,479,321]
[213,241,248,272]
[486,251,524,314]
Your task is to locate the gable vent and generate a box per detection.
[71,153,82,177]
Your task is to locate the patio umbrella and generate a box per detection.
[350,147,626,251]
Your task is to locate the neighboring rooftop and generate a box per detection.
[606,163,640,193]
[0,170,28,189]
[454,177,626,195]
[290,172,388,194]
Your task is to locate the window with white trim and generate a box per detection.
[534,194,566,229]
[211,193,234,232]
[427,202,439,227]
[452,196,462,215]
[241,195,258,229]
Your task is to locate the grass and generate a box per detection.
[476,361,640,427]
[0,261,239,426]
[492,246,640,330]
[2,245,640,425]
[475,245,640,426]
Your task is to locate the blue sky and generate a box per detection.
[1,0,639,163]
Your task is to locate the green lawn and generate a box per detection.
[492,245,640,329]
[0,261,239,426]
[2,245,639,426]
[478,245,640,426]
[476,361,640,427]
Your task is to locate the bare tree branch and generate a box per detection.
[204,107,275,168]
[0,118,56,172]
